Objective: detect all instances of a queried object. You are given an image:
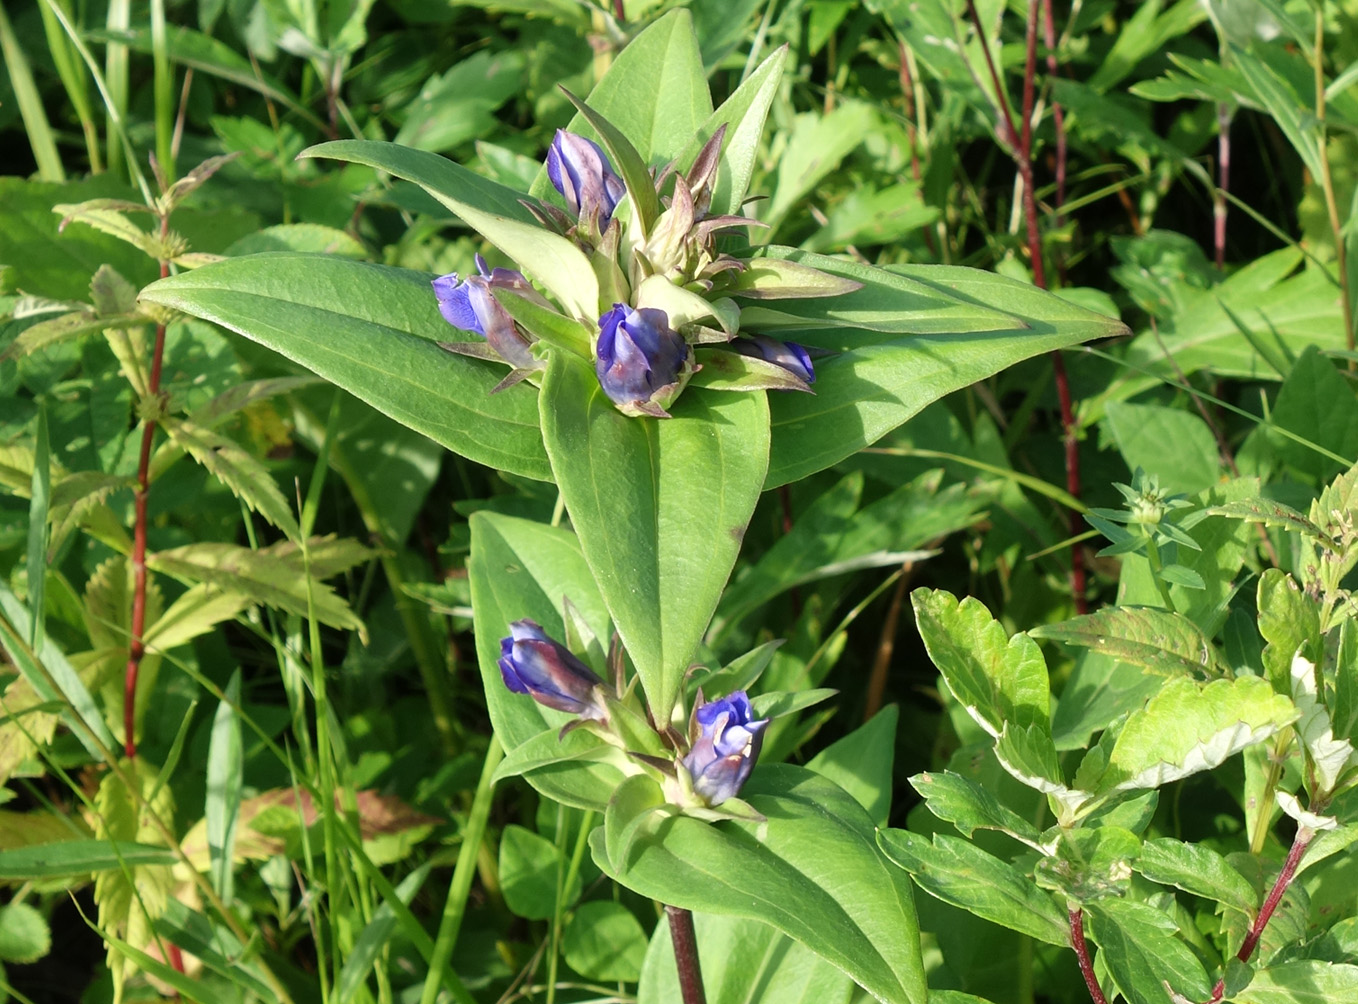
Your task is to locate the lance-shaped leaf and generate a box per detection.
[1091,676,1298,795]
[598,766,927,1004]
[1133,838,1258,915]
[138,253,551,481]
[467,512,629,811]
[909,770,1052,853]
[539,351,769,720]
[1030,607,1223,679]
[877,828,1068,947]
[1087,899,1213,1004]
[1225,961,1358,1004]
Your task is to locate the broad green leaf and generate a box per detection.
[599,766,926,1004]
[806,705,898,827]
[138,253,551,480]
[146,539,369,641]
[539,351,769,719]
[0,840,176,878]
[908,770,1050,853]
[539,9,711,186]
[500,824,580,921]
[763,103,877,233]
[638,912,856,1004]
[0,902,51,964]
[1288,653,1356,796]
[1257,568,1320,693]
[993,722,1073,808]
[1093,676,1298,794]
[877,828,1068,947]
[563,901,648,982]
[752,255,1128,487]
[1258,345,1358,486]
[1104,401,1221,496]
[1133,837,1258,915]
[467,512,629,811]
[142,583,251,652]
[1335,619,1358,744]
[1087,899,1213,1004]
[1030,607,1223,679]
[911,588,1051,738]
[1230,44,1322,180]
[1227,961,1358,1003]
[392,50,524,154]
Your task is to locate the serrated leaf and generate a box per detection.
[1087,898,1213,1004]
[911,588,1051,738]
[908,770,1050,852]
[54,203,164,258]
[1133,838,1258,915]
[0,902,52,964]
[1030,607,1222,679]
[141,583,251,651]
[1288,654,1356,796]
[1257,568,1320,694]
[146,539,369,642]
[0,310,145,362]
[877,828,1068,946]
[90,265,138,316]
[1205,498,1324,541]
[156,418,301,541]
[1225,961,1358,1003]
[1094,677,1298,794]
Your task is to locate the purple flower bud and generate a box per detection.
[682,691,769,806]
[432,255,536,369]
[731,335,816,384]
[546,130,627,229]
[498,619,607,720]
[595,304,691,415]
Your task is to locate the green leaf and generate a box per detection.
[1226,961,1358,1003]
[671,45,788,217]
[1030,607,1223,679]
[909,770,1049,852]
[599,766,926,1004]
[153,899,276,1001]
[0,840,177,878]
[1133,838,1258,915]
[1093,676,1298,794]
[500,824,581,921]
[1087,898,1213,1004]
[1257,568,1321,694]
[753,255,1128,487]
[563,901,648,982]
[1104,401,1221,496]
[467,512,629,811]
[877,828,1068,947]
[1259,345,1358,486]
[138,253,551,481]
[559,90,662,235]
[0,902,51,964]
[911,588,1052,738]
[1230,44,1323,181]
[206,670,243,903]
[146,539,369,641]
[1204,498,1324,541]
[491,724,617,786]
[539,351,770,719]
[638,912,856,1004]
[806,705,898,827]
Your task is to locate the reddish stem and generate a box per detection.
[1040,0,1067,279]
[124,246,170,759]
[666,905,706,1004]
[1070,907,1108,1004]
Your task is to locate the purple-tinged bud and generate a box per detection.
[731,335,816,385]
[546,130,627,229]
[595,304,691,416]
[682,691,768,806]
[498,619,608,720]
[432,255,537,369]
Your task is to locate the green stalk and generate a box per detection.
[1313,7,1353,354]
[104,0,129,179]
[150,0,174,180]
[1142,536,1177,614]
[419,738,502,1004]
[0,1,65,182]
[37,0,101,171]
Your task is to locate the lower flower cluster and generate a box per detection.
[498,618,769,809]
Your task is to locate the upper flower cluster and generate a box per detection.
[432,103,857,418]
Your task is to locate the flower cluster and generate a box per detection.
[433,113,856,417]
[497,619,768,809]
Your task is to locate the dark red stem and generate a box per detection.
[1070,907,1109,1004]
[124,241,170,758]
[666,905,706,1004]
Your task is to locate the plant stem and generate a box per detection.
[1215,102,1233,270]
[1313,8,1353,354]
[666,905,706,1004]
[1069,907,1108,1004]
[1207,826,1314,1002]
[124,226,171,758]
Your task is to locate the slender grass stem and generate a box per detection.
[1313,8,1353,355]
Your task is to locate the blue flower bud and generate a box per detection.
[432,255,537,369]
[546,130,627,229]
[498,619,608,720]
[731,335,816,384]
[682,691,768,806]
[595,304,691,416]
